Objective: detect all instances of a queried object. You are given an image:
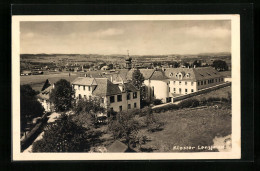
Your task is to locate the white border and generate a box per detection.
[12,15,241,160]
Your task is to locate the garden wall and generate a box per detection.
[172,82,231,102]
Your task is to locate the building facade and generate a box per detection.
[72,77,140,112]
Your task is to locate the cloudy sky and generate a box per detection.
[20,20,231,55]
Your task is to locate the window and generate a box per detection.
[204,81,206,85]
[83,86,85,90]
[212,79,214,83]
[221,78,224,81]
[117,95,122,102]
[191,82,194,86]
[78,94,82,99]
[169,87,170,92]
[198,82,200,86]
[152,87,154,97]
[208,80,210,84]
[185,89,187,93]
[119,106,122,112]
[185,82,187,85]
[191,89,194,93]
[88,86,91,91]
[133,92,137,99]
[219,78,221,82]
[110,96,115,103]
[179,88,182,93]
[215,79,217,82]
[179,81,181,85]
[78,85,80,90]
[201,81,203,85]
[128,104,131,109]
[173,88,176,92]
[134,103,137,108]
[127,93,131,100]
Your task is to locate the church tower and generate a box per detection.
[125,50,132,70]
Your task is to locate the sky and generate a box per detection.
[20,20,231,55]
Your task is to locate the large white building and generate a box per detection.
[71,77,140,112]
[127,67,225,103]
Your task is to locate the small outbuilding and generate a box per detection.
[107,140,135,153]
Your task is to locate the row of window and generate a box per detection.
[111,103,137,112]
[78,94,104,103]
[110,92,138,103]
[172,81,194,86]
[73,85,91,91]
[172,88,194,94]
[198,78,223,86]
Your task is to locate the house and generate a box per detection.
[71,77,140,112]
[37,79,54,112]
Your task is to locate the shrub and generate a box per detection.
[207,97,221,102]
[153,99,163,105]
[139,107,152,117]
[178,98,200,108]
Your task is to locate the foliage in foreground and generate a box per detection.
[32,114,97,152]
[50,79,72,112]
[108,111,141,148]
[20,85,44,133]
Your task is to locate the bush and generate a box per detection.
[153,99,163,105]
[207,97,221,102]
[139,107,152,117]
[178,98,200,108]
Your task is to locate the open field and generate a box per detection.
[141,106,231,152]
[20,72,84,91]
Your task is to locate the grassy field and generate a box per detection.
[195,86,231,100]
[140,106,231,152]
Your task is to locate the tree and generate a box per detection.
[50,79,72,112]
[108,64,113,70]
[72,98,105,127]
[20,85,44,134]
[183,62,190,68]
[212,60,228,71]
[32,114,94,152]
[108,111,140,148]
[131,69,144,89]
[193,60,202,67]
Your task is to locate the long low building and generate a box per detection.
[71,77,140,112]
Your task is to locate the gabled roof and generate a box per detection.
[124,83,139,92]
[37,85,52,100]
[107,140,128,152]
[164,67,222,81]
[72,77,97,86]
[149,70,168,80]
[92,78,121,96]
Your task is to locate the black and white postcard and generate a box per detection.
[12,15,241,160]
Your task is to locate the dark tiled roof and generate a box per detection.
[124,83,139,92]
[150,70,168,80]
[37,85,52,100]
[165,67,222,81]
[107,140,128,152]
[139,69,155,79]
[92,78,121,96]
